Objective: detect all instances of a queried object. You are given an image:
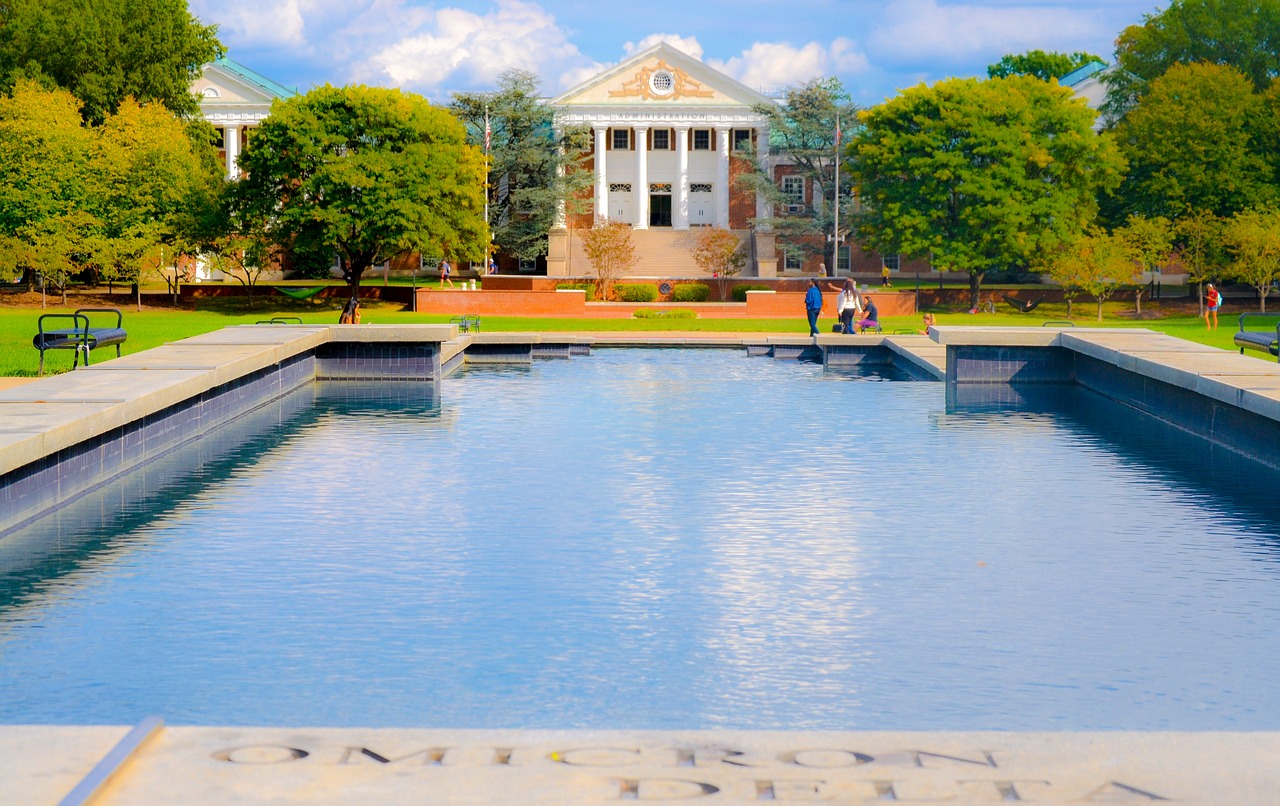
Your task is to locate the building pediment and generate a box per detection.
[194,58,296,108]
[552,43,775,110]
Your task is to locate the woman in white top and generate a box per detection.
[830,279,861,334]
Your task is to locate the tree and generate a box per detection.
[1106,63,1274,224]
[1115,214,1173,315]
[987,50,1103,82]
[690,226,747,300]
[1105,0,1280,117]
[580,217,636,300]
[741,77,858,274]
[450,70,591,262]
[1222,209,1280,312]
[0,81,95,290]
[233,84,487,302]
[1174,210,1227,312]
[0,0,223,124]
[1042,229,1142,320]
[849,75,1124,310]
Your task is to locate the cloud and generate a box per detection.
[868,0,1099,69]
[357,0,589,94]
[622,34,704,60]
[708,38,871,91]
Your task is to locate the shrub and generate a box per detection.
[633,308,697,319]
[615,283,658,302]
[556,281,597,299]
[732,284,772,302]
[671,283,710,302]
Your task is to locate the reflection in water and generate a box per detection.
[1,354,1278,732]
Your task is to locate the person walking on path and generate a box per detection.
[881,264,892,287]
[439,258,454,288]
[1204,283,1221,330]
[804,278,823,336]
[829,279,861,334]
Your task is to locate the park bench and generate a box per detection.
[450,315,481,333]
[33,308,127,375]
[1234,312,1280,361]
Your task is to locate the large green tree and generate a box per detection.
[0,0,222,123]
[1106,63,1275,224]
[741,77,858,275]
[449,70,590,262]
[233,84,487,300]
[1104,0,1280,118]
[849,75,1124,309]
[987,50,1102,82]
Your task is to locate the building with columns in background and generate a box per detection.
[547,43,780,277]
[193,58,297,181]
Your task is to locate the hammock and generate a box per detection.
[275,286,328,300]
[1002,294,1044,313]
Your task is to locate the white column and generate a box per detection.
[674,125,690,230]
[756,125,771,227]
[715,126,731,228]
[225,125,241,180]
[553,124,567,229]
[593,125,608,222]
[633,126,649,230]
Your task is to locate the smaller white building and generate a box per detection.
[193,58,297,180]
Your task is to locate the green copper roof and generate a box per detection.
[212,57,298,99]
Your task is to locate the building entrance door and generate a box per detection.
[650,194,672,227]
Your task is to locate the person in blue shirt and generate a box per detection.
[804,278,823,336]
[858,296,880,332]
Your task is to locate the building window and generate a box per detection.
[652,129,670,150]
[882,254,900,271]
[609,183,632,193]
[649,183,672,193]
[212,127,225,148]
[785,250,803,271]
[781,176,804,204]
[650,70,675,96]
[693,129,711,150]
[837,245,851,272]
[612,128,631,150]
[690,183,712,193]
[732,129,751,151]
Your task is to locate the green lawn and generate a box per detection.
[0,296,1253,377]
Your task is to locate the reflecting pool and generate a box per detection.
[2,349,1279,730]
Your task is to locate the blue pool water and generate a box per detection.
[2,349,1279,730]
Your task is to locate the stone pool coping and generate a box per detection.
[6,725,1278,804]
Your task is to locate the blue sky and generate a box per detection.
[189,0,1165,104]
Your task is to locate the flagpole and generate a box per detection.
[832,113,841,277]
[483,102,491,264]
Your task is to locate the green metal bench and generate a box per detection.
[33,308,127,375]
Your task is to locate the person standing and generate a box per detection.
[804,278,823,336]
[1204,283,1221,330]
[829,278,861,334]
[439,258,454,288]
[881,264,892,287]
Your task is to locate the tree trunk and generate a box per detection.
[1096,298,1104,321]
[1135,287,1144,316]
[1065,297,1073,318]
[1260,286,1269,313]
[968,270,985,311]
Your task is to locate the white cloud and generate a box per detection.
[709,39,871,91]
[622,34,704,60]
[197,0,311,48]
[357,0,589,94]
[869,0,1098,69]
